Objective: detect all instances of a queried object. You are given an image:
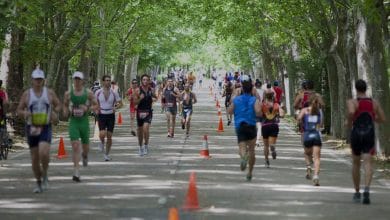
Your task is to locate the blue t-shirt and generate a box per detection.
[233,94,256,128]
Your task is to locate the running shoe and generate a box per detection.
[306,167,312,180]
[143,145,148,155]
[98,142,104,152]
[246,174,252,181]
[227,120,231,126]
[312,175,320,186]
[42,176,49,191]
[33,182,43,193]
[265,160,270,168]
[82,155,88,167]
[131,131,136,136]
[240,155,248,171]
[362,191,370,204]
[270,146,277,159]
[138,147,144,157]
[167,133,171,138]
[72,176,81,183]
[353,192,361,203]
[104,154,111,161]
[181,122,185,129]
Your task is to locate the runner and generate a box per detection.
[227,75,262,181]
[17,68,61,192]
[261,91,285,168]
[63,71,97,182]
[95,75,123,161]
[126,79,138,136]
[273,80,283,105]
[162,78,180,138]
[181,82,197,137]
[222,79,234,126]
[297,94,323,186]
[187,71,196,90]
[346,79,385,204]
[133,74,157,156]
[255,80,265,147]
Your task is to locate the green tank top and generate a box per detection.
[70,87,88,118]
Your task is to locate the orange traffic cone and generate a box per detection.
[217,117,224,132]
[216,100,219,108]
[117,112,123,125]
[57,137,67,159]
[217,107,222,116]
[183,172,200,211]
[200,135,210,158]
[168,207,179,220]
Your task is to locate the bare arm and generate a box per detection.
[192,92,197,104]
[293,94,302,110]
[345,99,356,128]
[227,101,235,115]
[254,99,262,117]
[88,90,99,112]
[63,92,70,118]
[373,100,386,123]
[297,107,307,121]
[16,90,29,118]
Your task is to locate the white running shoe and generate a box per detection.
[98,142,104,152]
[104,154,111,161]
[143,145,148,155]
[138,147,144,157]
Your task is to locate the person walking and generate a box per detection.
[346,79,385,204]
[133,74,157,156]
[126,79,138,136]
[162,77,180,138]
[261,91,285,168]
[227,75,262,181]
[63,71,97,182]
[297,94,323,186]
[95,75,123,161]
[17,68,61,192]
[181,82,197,137]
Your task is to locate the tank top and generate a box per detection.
[70,87,88,118]
[163,87,177,108]
[233,94,256,128]
[303,111,321,132]
[28,87,51,126]
[261,102,280,125]
[353,98,375,121]
[137,87,153,111]
[182,92,193,109]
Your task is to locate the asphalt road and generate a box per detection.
[0,80,389,220]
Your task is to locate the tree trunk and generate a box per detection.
[261,37,273,81]
[97,7,106,80]
[115,45,126,98]
[130,55,139,79]
[7,27,25,136]
[325,57,340,137]
[366,6,390,156]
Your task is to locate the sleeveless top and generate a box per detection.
[137,87,153,111]
[163,87,177,108]
[303,111,321,132]
[28,87,51,126]
[96,88,120,114]
[353,98,375,121]
[233,94,256,128]
[182,92,193,110]
[70,87,88,118]
[261,102,280,125]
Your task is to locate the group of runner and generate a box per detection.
[225,75,385,204]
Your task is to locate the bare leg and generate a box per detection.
[362,153,373,189]
[71,141,81,177]
[313,146,321,176]
[247,138,256,178]
[39,142,50,177]
[105,131,113,155]
[30,147,42,181]
[352,154,361,192]
[143,123,150,145]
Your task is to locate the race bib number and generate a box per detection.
[72,107,85,117]
[138,111,150,119]
[30,126,42,136]
[166,102,174,108]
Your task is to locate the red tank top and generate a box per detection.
[353,98,375,121]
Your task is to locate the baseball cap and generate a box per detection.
[32,69,45,79]
[72,71,84,79]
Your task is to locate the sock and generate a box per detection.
[74,169,80,177]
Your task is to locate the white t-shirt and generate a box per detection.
[96,88,121,114]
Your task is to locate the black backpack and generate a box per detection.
[352,111,374,140]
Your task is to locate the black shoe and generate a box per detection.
[72,176,81,183]
[362,192,370,204]
[240,155,248,171]
[353,192,361,203]
[246,174,252,181]
[181,123,185,129]
[131,131,136,136]
[270,146,277,159]
[265,160,270,168]
[227,120,231,126]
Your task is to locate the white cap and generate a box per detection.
[32,69,45,79]
[72,71,84,79]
